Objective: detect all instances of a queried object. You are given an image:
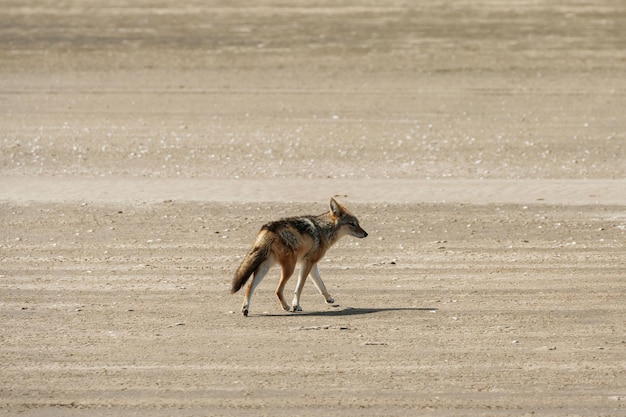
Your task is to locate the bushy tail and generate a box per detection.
[231,239,272,294]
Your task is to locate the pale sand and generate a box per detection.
[1,1,625,416]
[3,177,626,205]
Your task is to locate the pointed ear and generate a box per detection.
[330,198,343,217]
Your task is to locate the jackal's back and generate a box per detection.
[261,215,332,250]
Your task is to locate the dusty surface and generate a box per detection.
[1,1,626,416]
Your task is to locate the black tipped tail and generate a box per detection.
[231,242,270,294]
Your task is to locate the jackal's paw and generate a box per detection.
[326,296,335,304]
[290,305,302,312]
[241,306,249,317]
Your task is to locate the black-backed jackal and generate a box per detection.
[231,198,367,316]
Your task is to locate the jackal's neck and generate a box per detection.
[316,211,340,245]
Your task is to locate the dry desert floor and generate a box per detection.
[1,1,625,416]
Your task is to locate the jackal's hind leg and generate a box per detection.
[309,264,334,304]
[275,261,296,312]
[242,260,270,317]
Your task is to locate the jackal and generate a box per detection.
[231,198,367,316]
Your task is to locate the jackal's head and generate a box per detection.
[330,198,368,239]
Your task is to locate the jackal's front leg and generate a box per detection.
[291,262,314,312]
[309,264,334,304]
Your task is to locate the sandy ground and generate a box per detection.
[1,1,626,416]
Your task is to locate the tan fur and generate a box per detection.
[231,198,367,316]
